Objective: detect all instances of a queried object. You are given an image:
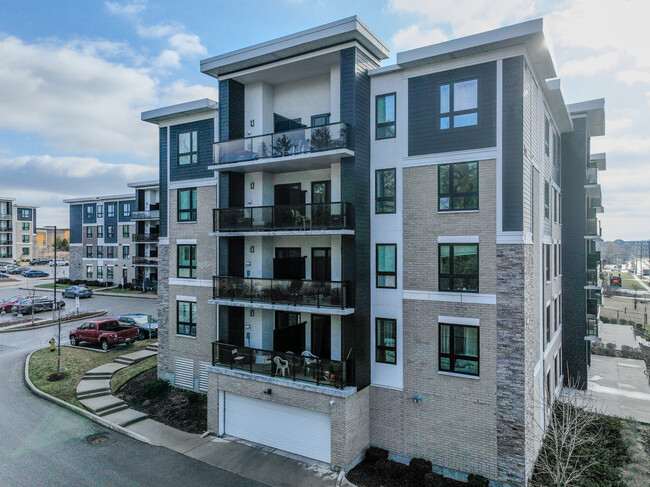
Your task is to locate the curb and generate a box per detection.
[0,310,108,333]
[24,350,152,445]
[22,286,157,300]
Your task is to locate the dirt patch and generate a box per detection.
[46,372,67,381]
[116,368,206,434]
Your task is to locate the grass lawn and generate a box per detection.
[620,421,650,487]
[29,340,155,408]
[34,282,103,290]
[110,355,157,394]
[100,287,155,296]
[605,271,649,291]
[601,295,650,333]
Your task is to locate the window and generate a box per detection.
[530,169,535,235]
[97,266,103,279]
[178,245,197,278]
[375,169,396,214]
[546,370,552,407]
[122,203,131,217]
[106,247,114,259]
[440,79,478,130]
[19,208,31,219]
[559,243,562,275]
[544,116,550,156]
[86,265,93,278]
[107,225,115,239]
[122,225,130,238]
[554,297,559,332]
[86,226,93,238]
[22,235,29,243]
[439,323,479,376]
[177,301,197,336]
[311,113,330,127]
[553,189,558,223]
[22,222,30,231]
[97,246,103,258]
[376,244,397,288]
[122,246,130,259]
[546,303,551,343]
[97,205,103,218]
[86,205,95,220]
[438,162,479,211]
[177,188,197,222]
[22,247,29,256]
[376,93,396,139]
[375,318,397,364]
[545,245,551,282]
[107,266,114,280]
[86,245,93,258]
[554,244,558,277]
[97,226,104,238]
[106,204,115,218]
[544,181,550,219]
[439,244,479,293]
[553,132,560,168]
[178,130,198,165]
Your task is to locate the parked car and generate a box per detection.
[29,258,49,266]
[0,273,9,279]
[22,270,50,278]
[7,267,27,274]
[0,296,24,313]
[1,264,18,273]
[11,297,64,314]
[49,259,69,266]
[69,318,139,350]
[62,286,93,298]
[117,314,158,340]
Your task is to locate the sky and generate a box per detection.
[0,0,648,241]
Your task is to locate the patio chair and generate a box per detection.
[301,351,318,376]
[232,348,246,367]
[274,356,290,377]
[291,209,312,230]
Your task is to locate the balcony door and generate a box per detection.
[311,248,331,282]
[274,311,305,354]
[311,181,331,227]
[274,248,305,280]
[311,315,331,359]
[274,183,304,228]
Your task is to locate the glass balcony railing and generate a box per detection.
[213,276,351,309]
[0,238,12,245]
[586,269,600,287]
[587,298,600,317]
[587,251,601,270]
[0,224,13,232]
[0,212,11,220]
[215,122,350,164]
[586,167,598,184]
[0,251,12,259]
[131,210,160,220]
[132,256,159,266]
[132,233,159,242]
[213,202,353,232]
[586,318,599,338]
[586,218,601,237]
[212,341,351,389]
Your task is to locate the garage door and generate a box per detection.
[224,393,331,463]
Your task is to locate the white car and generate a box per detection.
[48,259,69,266]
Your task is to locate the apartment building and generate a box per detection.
[141,17,605,486]
[128,180,160,290]
[36,227,71,248]
[0,198,38,262]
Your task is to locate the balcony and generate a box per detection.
[0,224,12,232]
[212,341,351,389]
[212,122,352,173]
[213,276,352,311]
[586,318,599,339]
[0,251,12,259]
[213,202,354,234]
[131,210,160,221]
[0,238,12,246]
[0,212,11,220]
[132,256,158,266]
[585,218,602,239]
[132,233,159,243]
[587,298,600,317]
[587,251,601,270]
[586,269,601,287]
[586,167,598,185]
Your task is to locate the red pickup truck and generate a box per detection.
[69,318,139,350]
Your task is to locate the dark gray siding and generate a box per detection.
[16,207,32,221]
[82,203,96,224]
[159,127,168,238]
[218,79,244,142]
[118,200,135,222]
[32,209,36,234]
[70,204,83,244]
[561,117,588,389]
[104,201,118,244]
[169,118,214,181]
[408,62,496,156]
[502,56,524,231]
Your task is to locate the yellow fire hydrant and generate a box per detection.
[49,338,56,352]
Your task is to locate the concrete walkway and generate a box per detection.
[75,344,340,487]
[599,322,649,349]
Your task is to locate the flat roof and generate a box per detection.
[14,204,39,209]
[63,193,134,204]
[141,98,217,124]
[545,78,573,133]
[568,99,606,137]
[0,197,16,202]
[200,16,389,79]
[127,180,159,189]
[590,152,607,171]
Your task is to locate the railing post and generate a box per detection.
[316,361,320,386]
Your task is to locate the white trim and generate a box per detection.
[403,147,496,168]
[496,58,503,236]
[168,178,217,189]
[437,235,479,244]
[438,315,480,327]
[209,298,355,316]
[176,239,197,244]
[496,231,529,244]
[403,290,496,304]
[159,238,170,245]
[211,229,355,237]
[437,371,480,380]
[176,295,197,302]
[169,278,213,287]
[175,334,197,339]
[543,325,562,360]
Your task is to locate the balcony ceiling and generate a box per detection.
[209,148,354,174]
[226,51,339,85]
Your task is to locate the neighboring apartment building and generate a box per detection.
[36,227,71,248]
[141,17,606,486]
[65,194,136,284]
[128,180,160,290]
[0,198,37,262]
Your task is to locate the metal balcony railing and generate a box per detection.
[587,251,601,270]
[130,210,160,220]
[214,122,350,164]
[0,224,13,232]
[586,218,601,237]
[132,256,159,266]
[132,233,159,243]
[213,202,353,232]
[586,319,599,338]
[586,167,598,184]
[587,298,599,317]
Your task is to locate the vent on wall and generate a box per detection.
[199,361,210,392]
[174,357,194,390]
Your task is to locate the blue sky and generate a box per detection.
[0,0,648,240]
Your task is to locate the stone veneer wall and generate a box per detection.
[68,245,83,281]
[157,243,171,380]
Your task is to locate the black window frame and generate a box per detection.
[86,265,93,278]
[106,266,114,280]
[177,188,197,222]
[122,225,130,238]
[86,245,93,258]
[544,180,550,219]
[375,168,396,214]
[438,161,479,211]
[22,234,29,243]
[97,266,103,279]
[177,301,197,337]
[177,244,197,279]
[106,203,115,218]
[97,205,103,218]
[439,78,479,130]
[106,225,115,239]
[311,113,330,127]
[438,243,479,293]
[544,116,550,156]
[86,206,95,220]
[122,245,130,259]
[122,203,131,217]
[438,323,480,376]
[97,225,104,238]
[106,246,114,259]
[86,226,93,238]
[375,93,396,140]
[97,246,103,259]
[22,222,30,231]
[178,130,198,166]
[375,318,397,365]
[545,244,551,282]
[376,243,397,289]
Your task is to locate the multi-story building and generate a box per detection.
[0,198,37,262]
[128,180,160,290]
[36,227,71,248]
[65,193,136,284]
[141,17,606,486]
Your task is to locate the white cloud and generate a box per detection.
[154,49,181,69]
[162,80,217,106]
[559,52,619,78]
[391,25,448,51]
[592,135,650,155]
[606,117,634,133]
[136,22,181,39]
[104,0,146,17]
[169,33,207,56]
[616,69,650,85]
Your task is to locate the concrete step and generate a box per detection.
[116,350,157,363]
[79,394,126,415]
[76,379,111,396]
[97,403,130,417]
[114,358,134,365]
[102,408,149,427]
[145,345,158,352]
[89,362,129,375]
[82,374,112,381]
[77,389,111,400]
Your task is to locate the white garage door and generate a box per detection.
[225,393,331,463]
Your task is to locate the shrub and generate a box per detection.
[365,446,388,465]
[144,379,170,400]
[423,471,445,487]
[620,345,635,358]
[374,458,393,477]
[467,473,490,487]
[600,316,610,323]
[605,342,616,351]
[408,457,432,481]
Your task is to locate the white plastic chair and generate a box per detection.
[301,351,318,376]
[274,356,289,377]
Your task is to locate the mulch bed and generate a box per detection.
[116,368,207,434]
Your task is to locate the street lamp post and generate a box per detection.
[46,225,61,375]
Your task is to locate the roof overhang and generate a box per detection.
[141,98,218,125]
[585,184,602,200]
[63,193,134,204]
[127,180,159,189]
[590,152,606,171]
[568,99,605,137]
[200,16,389,79]
[545,78,573,133]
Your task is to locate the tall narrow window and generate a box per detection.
[106,247,114,259]
[86,226,93,238]
[438,162,479,211]
[107,225,115,239]
[375,169,396,214]
[376,93,396,139]
[106,204,115,218]
[178,130,198,165]
[122,203,131,217]
[177,301,197,336]
[123,246,130,259]
[22,222,30,231]
[545,245,551,282]
[86,265,93,278]
[178,245,197,278]
[97,205,103,218]
[97,246,103,258]
[86,245,93,258]
[107,266,114,280]
[439,244,479,293]
[544,116,550,156]
[178,188,197,222]
[375,318,397,364]
[439,79,478,130]
[544,181,550,219]
[97,266,103,279]
[546,304,551,343]
[122,225,130,238]
[97,226,104,238]
[439,323,479,376]
[376,244,397,288]
[86,205,95,220]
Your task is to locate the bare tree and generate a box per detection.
[632,283,640,310]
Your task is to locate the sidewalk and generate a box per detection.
[599,322,650,349]
[60,343,340,486]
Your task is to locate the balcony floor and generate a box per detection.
[209,298,354,315]
[208,148,354,174]
[211,229,354,237]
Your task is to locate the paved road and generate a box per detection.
[0,283,265,487]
